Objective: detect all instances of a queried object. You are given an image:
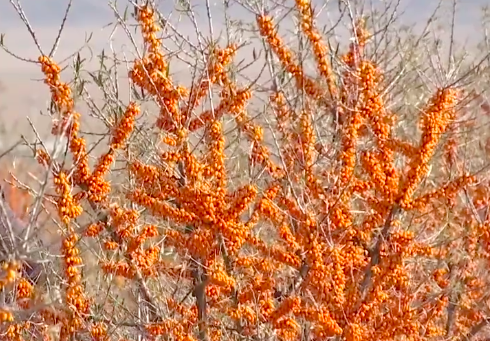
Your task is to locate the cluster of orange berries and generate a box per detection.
[0,261,21,289]
[53,171,83,224]
[208,261,236,290]
[410,173,476,210]
[225,184,257,220]
[294,0,336,97]
[62,232,85,290]
[145,319,191,339]
[130,5,194,133]
[86,102,142,203]
[166,297,198,323]
[128,189,194,223]
[111,102,141,149]
[61,232,89,336]
[188,87,252,131]
[400,88,458,208]
[39,55,72,112]
[205,120,226,186]
[90,322,107,341]
[339,109,363,185]
[210,44,237,85]
[0,309,14,323]
[38,56,90,185]
[100,261,134,279]
[182,44,238,121]
[256,16,322,100]
[0,262,20,322]
[37,54,94,338]
[16,278,33,310]
[137,5,162,53]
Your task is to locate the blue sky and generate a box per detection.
[0,0,110,26]
[0,0,486,26]
[0,0,487,144]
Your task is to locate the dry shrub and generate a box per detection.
[1,1,490,341]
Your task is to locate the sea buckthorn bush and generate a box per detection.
[2,0,490,341]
